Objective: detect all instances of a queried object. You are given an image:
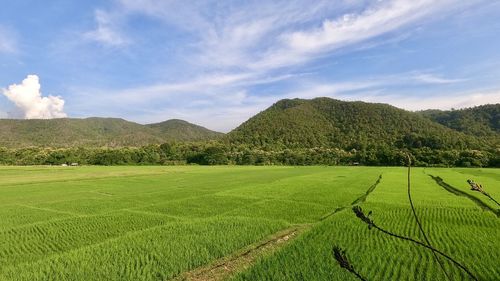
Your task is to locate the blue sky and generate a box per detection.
[1,0,499,132]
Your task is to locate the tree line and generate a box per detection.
[0,141,497,167]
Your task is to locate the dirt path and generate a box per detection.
[172,225,310,281]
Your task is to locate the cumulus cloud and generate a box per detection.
[2,75,67,119]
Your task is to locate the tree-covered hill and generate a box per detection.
[227,98,492,151]
[0,117,222,148]
[419,104,499,137]
[146,119,223,141]
[0,99,497,167]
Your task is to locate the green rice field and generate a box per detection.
[0,166,498,280]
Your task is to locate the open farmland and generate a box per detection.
[0,166,498,281]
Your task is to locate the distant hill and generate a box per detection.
[0,118,222,148]
[419,104,499,137]
[146,119,224,141]
[1,100,497,151]
[228,98,490,150]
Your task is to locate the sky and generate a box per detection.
[0,0,499,132]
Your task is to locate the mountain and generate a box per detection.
[418,104,499,137]
[228,97,491,150]
[0,117,222,148]
[146,119,224,141]
[1,99,496,151]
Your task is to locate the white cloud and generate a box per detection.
[111,0,461,72]
[72,70,305,106]
[249,0,458,70]
[84,10,129,46]
[69,67,495,132]
[412,73,465,84]
[2,75,67,119]
[279,81,500,111]
[110,0,345,69]
[286,0,438,53]
[115,0,472,75]
[65,0,493,131]
[79,0,469,82]
[386,89,500,111]
[104,84,500,133]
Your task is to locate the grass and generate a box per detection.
[426,168,500,210]
[232,168,500,281]
[0,166,498,280]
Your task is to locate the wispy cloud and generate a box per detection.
[82,0,477,71]
[81,0,472,79]
[63,0,495,131]
[70,73,499,132]
[192,0,463,72]
[0,26,18,54]
[248,0,447,70]
[370,89,500,111]
[84,10,129,47]
[66,71,445,131]
[412,73,465,84]
[71,70,309,107]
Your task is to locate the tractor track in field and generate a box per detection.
[320,174,382,221]
[428,175,500,217]
[351,174,382,205]
[173,174,383,281]
[319,206,347,221]
[172,225,310,281]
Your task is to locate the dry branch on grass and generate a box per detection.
[467,179,500,207]
[332,246,367,281]
[352,205,478,281]
[406,154,450,280]
[335,154,480,281]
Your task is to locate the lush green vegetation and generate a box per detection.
[228,98,494,150]
[233,167,500,281]
[0,117,222,148]
[419,104,499,137]
[146,119,223,141]
[0,166,498,280]
[0,99,498,167]
[0,142,497,167]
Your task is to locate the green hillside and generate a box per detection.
[147,119,223,141]
[419,104,499,137]
[0,118,222,148]
[228,98,489,150]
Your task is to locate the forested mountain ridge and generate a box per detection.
[0,117,222,148]
[0,98,497,167]
[146,119,223,141]
[419,104,499,137]
[227,98,492,150]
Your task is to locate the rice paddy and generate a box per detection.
[0,166,498,280]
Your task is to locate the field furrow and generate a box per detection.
[0,166,498,280]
